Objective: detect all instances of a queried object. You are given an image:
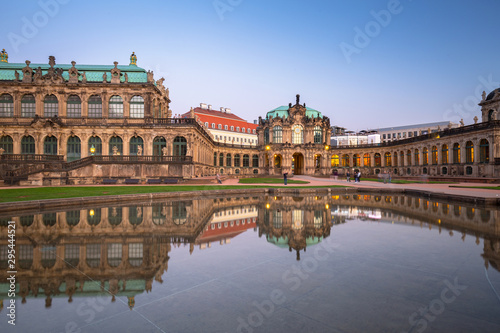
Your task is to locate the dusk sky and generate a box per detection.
[2,0,500,131]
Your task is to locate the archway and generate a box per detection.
[292,152,304,175]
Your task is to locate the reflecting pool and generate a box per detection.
[1,194,500,333]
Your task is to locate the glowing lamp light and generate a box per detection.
[90,144,96,155]
[325,145,330,150]
[325,204,329,210]
[438,219,441,224]
[89,209,95,217]
[266,145,271,151]
[266,203,270,209]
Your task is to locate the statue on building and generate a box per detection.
[82,71,87,83]
[130,52,137,66]
[460,119,464,127]
[0,147,4,155]
[102,72,107,83]
[162,146,168,156]
[189,107,195,118]
[0,49,8,63]
[474,116,478,124]
[124,72,128,83]
[137,145,143,155]
[14,70,19,81]
[482,91,487,101]
[186,143,191,156]
[112,145,118,155]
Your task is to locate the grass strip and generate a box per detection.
[0,185,347,203]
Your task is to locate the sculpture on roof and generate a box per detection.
[68,61,80,84]
[110,61,121,84]
[482,91,486,101]
[22,60,33,83]
[130,52,137,66]
[0,49,8,63]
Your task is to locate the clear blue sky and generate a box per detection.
[2,0,500,131]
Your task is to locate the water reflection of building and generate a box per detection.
[0,197,259,310]
[196,204,258,249]
[329,194,500,273]
[258,196,333,260]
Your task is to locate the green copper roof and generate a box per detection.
[266,235,289,248]
[266,105,323,119]
[0,62,148,83]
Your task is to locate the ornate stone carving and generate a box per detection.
[22,61,33,83]
[110,61,121,84]
[68,61,80,84]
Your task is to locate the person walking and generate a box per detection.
[357,171,361,183]
[283,172,288,185]
[346,171,350,182]
[216,173,222,184]
[333,169,338,181]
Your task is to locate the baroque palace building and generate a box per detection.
[0,49,499,184]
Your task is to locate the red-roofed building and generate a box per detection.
[182,103,258,146]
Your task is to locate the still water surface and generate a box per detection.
[0,193,499,333]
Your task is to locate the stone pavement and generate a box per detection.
[220,175,500,200]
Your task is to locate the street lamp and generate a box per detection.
[90,144,95,156]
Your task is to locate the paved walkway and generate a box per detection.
[220,175,500,199]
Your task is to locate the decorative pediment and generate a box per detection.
[30,115,63,129]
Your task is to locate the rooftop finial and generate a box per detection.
[0,49,8,63]
[48,56,55,67]
[296,94,300,105]
[130,52,137,66]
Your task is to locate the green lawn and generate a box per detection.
[239,177,309,184]
[449,185,500,190]
[0,184,345,203]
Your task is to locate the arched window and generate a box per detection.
[67,95,81,118]
[374,153,381,167]
[422,147,428,165]
[488,109,494,122]
[130,96,144,118]
[442,145,448,164]
[480,139,489,163]
[353,154,360,167]
[414,149,420,165]
[44,95,58,117]
[342,154,350,167]
[363,153,371,167]
[384,152,391,166]
[153,136,166,156]
[213,152,217,166]
[252,155,259,167]
[21,94,36,118]
[109,136,123,155]
[466,141,474,164]
[66,210,80,227]
[109,207,123,226]
[204,122,209,128]
[87,208,101,226]
[314,126,322,144]
[129,206,143,226]
[264,128,270,144]
[88,95,102,118]
[406,150,411,165]
[67,136,81,162]
[230,126,234,131]
[274,154,281,168]
[331,154,340,167]
[88,136,102,156]
[211,123,215,129]
[453,143,460,164]
[292,125,304,144]
[21,135,35,154]
[243,154,250,167]
[173,136,187,156]
[0,135,13,154]
[224,125,228,130]
[109,95,123,118]
[107,244,122,268]
[219,153,224,166]
[130,136,144,155]
[236,127,240,132]
[400,151,404,166]
[273,126,282,143]
[234,154,241,167]
[226,154,232,166]
[0,94,13,117]
[431,146,438,165]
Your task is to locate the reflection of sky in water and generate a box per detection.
[0,194,499,333]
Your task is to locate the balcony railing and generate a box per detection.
[0,154,64,162]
